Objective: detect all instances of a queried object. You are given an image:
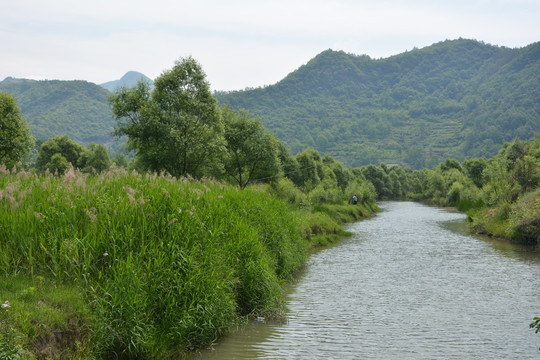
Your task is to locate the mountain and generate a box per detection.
[215,39,540,168]
[0,77,115,145]
[100,71,153,92]
[1,40,538,167]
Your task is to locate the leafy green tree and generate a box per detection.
[504,139,529,168]
[426,170,445,201]
[361,164,391,199]
[112,153,128,168]
[512,155,539,194]
[110,57,223,178]
[79,143,111,173]
[439,158,462,172]
[0,91,34,167]
[463,157,488,188]
[294,148,321,191]
[36,135,86,172]
[47,153,70,174]
[222,106,280,188]
[327,159,350,191]
[481,155,514,206]
[277,141,301,185]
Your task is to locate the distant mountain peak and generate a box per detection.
[100,71,153,92]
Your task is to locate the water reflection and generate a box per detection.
[194,202,540,359]
[442,216,540,263]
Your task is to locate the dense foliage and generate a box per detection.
[351,135,540,245]
[0,166,312,358]
[216,39,540,168]
[222,106,281,188]
[2,39,539,169]
[110,57,224,178]
[0,91,34,167]
[0,78,115,146]
[36,135,112,174]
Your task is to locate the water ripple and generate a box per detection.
[196,202,540,360]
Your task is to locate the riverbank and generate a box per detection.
[193,202,540,359]
[0,165,377,359]
[414,189,540,247]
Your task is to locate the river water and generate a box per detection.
[194,202,540,359]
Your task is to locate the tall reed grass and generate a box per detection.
[0,164,308,358]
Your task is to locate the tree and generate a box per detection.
[439,158,462,172]
[294,148,321,192]
[47,153,70,174]
[112,153,128,168]
[0,91,34,167]
[277,141,300,185]
[512,155,539,194]
[362,164,391,199]
[222,106,280,189]
[79,143,111,173]
[463,157,488,188]
[110,57,223,178]
[36,135,86,172]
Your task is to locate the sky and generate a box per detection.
[2,0,540,91]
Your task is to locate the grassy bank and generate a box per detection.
[466,188,540,245]
[0,165,376,359]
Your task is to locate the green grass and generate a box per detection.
[0,275,91,359]
[0,164,378,358]
[0,165,309,358]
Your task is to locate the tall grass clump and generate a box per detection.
[0,164,308,358]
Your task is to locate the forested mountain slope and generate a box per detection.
[216,39,540,168]
[0,77,115,145]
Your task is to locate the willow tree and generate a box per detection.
[110,57,223,178]
[222,106,280,189]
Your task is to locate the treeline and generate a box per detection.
[358,135,540,245]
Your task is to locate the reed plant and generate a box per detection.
[0,164,308,358]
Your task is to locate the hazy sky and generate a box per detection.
[2,0,539,91]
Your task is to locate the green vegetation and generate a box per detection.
[2,40,539,169]
[0,160,376,358]
[0,78,115,147]
[110,57,223,178]
[349,135,540,246]
[216,39,540,167]
[1,76,379,356]
[0,91,34,168]
[2,47,538,357]
[0,167,273,358]
[35,135,112,174]
[222,106,281,189]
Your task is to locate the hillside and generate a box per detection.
[0,77,115,145]
[215,39,540,168]
[1,39,538,166]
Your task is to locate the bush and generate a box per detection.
[508,189,540,245]
[267,178,309,207]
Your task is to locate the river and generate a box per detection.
[193,201,540,359]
